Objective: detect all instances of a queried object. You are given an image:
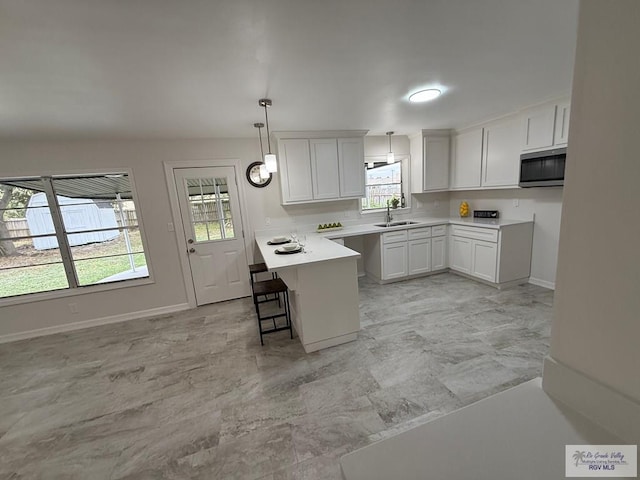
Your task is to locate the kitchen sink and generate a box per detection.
[374,221,419,228]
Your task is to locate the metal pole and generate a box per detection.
[116,193,136,272]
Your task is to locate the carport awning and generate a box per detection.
[2,175,133,200]
[2,175,228,200]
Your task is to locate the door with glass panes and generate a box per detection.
[174,167,250,305]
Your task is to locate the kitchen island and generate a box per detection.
[255,233,361,353]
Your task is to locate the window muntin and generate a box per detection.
[186,177,236,242]
[361,158,405,211]
[0,174,149,300]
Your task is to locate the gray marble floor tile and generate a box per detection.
[0,272,553,479]
[438,354,521,400]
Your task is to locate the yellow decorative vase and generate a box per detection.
[459,201,470,218]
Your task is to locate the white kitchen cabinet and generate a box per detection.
[431,233,447,271]
[451,128,483,189]
[521,100,571,152]
[449,222,533,286]
[482,117,521,188]
[408,238,431,276]
[279,138,314,202]
[338,137,366,198]
[364,226,441,283]
[410,130,450,193]
[471,240,497,282]
[554,101,571,146]
[310,139,340,199]
[449,235,472,274]
[382,242,409,280]
[276,131,367,204]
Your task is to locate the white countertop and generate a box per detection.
[255,233,360,271]
[314,216,532,239]
[256,217,533,270]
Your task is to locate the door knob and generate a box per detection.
[189,248,196,253]
[188,239,194,244]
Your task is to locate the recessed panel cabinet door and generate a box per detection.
[431,235,447,271]
[382,242,408,280]
[482,118,521,187]
[279,139,313,202]
[449,235,472,274]
[338,137,365,198]
[451,129,483,189]
[310,139,340,199]
[424,136,450,191]
[408,238,431,275]
[471,240,497,282]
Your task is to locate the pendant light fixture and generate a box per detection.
[259,98,277,173]
[254,122,270,179]
[386,131,395,164]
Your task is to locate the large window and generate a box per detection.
[0,173,149,300]
[361,157,406,211]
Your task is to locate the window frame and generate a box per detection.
[0,168,154,307]
[361,154,411,214]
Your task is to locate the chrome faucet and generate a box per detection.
[385,201,393,226]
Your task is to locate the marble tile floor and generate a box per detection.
[0,273,554,479]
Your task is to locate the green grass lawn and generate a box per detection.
[0,229,148,299]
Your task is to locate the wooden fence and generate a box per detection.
[4,210,138,238]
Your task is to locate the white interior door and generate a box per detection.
[174,166,250,305]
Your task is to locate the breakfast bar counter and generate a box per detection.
[255,233,361,353]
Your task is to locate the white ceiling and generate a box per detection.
[0,0,579,139]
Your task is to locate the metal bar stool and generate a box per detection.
[252,277,293,345]
[249,262,279,305]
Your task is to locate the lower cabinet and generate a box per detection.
[431,234,448,271]
[449,223,532,286]
[408,238,431,276]
[364,225,447,283]
[382,241,408,280]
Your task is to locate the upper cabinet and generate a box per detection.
[521,100,571,152]
[451,116,521,190]
[410,130,451,193]
[450,128,483,189]
[482,117,521,187]
[275,131,367,205]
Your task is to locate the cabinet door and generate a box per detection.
[310,139,340,199]
[522,104,556,151]
[424,136,450,191]
[408,238,431,275]
[482,118,521,187]
[449,236,473,274]
[471,240,497,283]
[554,101,571,146]
[382,242,408,280]
[451,128,483,189]
[279,139,313,202]
[338,137,365,198]
[431,235,447,271]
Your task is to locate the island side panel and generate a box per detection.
[289,257,360,352]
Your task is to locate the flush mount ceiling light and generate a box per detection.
[386,131,395,164]
[259,98,277,173]
[408,88,442,103]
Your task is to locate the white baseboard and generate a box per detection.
[528,277,555,290]
[542,356,640,444]
[0,303,191,344]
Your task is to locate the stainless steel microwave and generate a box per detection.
[519,147,566,187]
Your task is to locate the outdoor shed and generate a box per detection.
[26,193,120,250]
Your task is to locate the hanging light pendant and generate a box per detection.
[259,98,278,173]
[386,131,395,164]
[254,122,271,179]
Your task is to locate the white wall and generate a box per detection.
[549,0,640,401]
[0,134,449,339]
[448,188,563,288]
